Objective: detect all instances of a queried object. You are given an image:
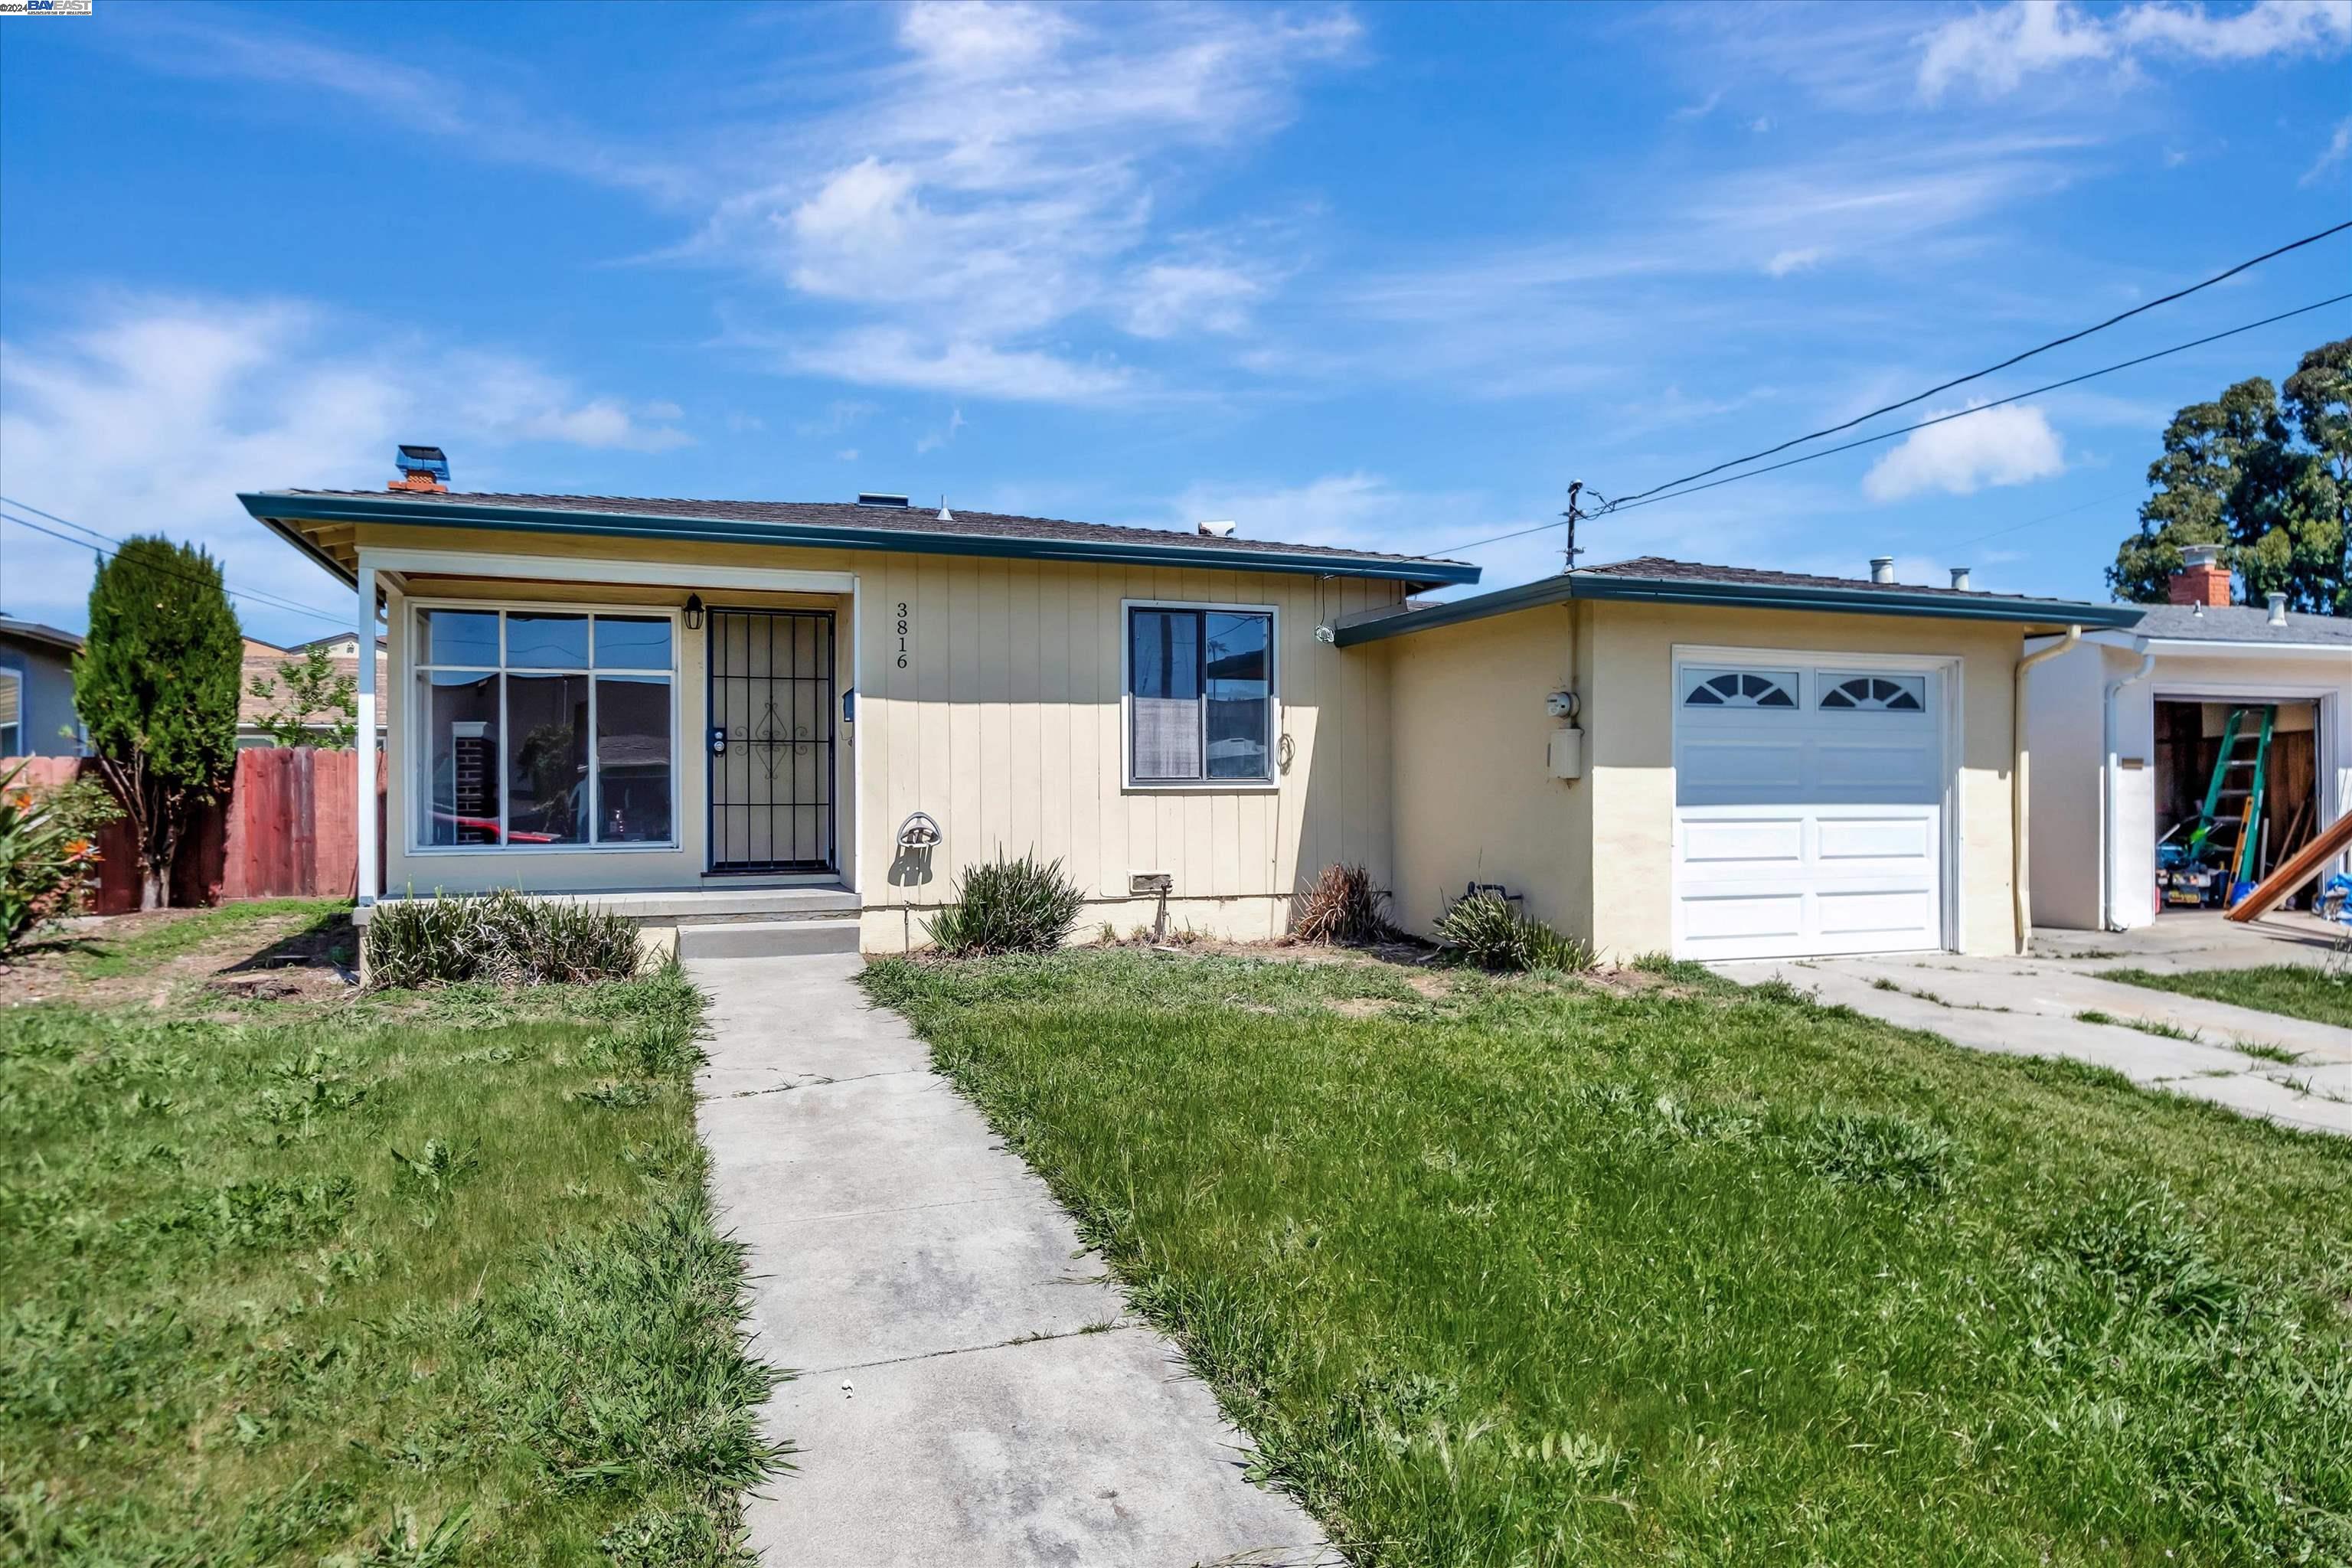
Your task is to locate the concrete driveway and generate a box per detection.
[688,951,1334,1568]
[1713,913,2350,1138]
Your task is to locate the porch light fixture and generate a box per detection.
[684,593,704,631]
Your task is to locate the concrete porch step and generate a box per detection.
[677,916,861,959]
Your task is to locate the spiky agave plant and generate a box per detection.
[1433,892,1592,972]
[925,851,1085,956]
[1294,863,1391,945]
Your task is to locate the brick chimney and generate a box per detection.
[390,443,449,493]
[2167,543,2230,607]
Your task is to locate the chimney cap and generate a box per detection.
[1869,555,1896,585]
[2179,542,2223,569]
[1949,567,1972,590]
[394,444,449,478]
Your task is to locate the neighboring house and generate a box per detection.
[0,615,84,757]
[241,453,2134,960]
[238,634,388,750]
[2027,545,2350,931]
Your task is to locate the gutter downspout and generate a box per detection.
[2014,625,2082,953]
[2099,644,2157,930]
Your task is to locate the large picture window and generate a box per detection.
[413,607,675,849]
[1127,604,1275,785]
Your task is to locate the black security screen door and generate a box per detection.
[707,609,836,873]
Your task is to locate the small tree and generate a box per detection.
[247,646,359,749]
[74,537,244,909]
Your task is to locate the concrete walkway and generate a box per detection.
[688,951,1334,1568]
[1715,925,2351,1138]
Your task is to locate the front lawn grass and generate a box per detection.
[1,957,785,1563]
[867,951,2352,1567]
[2100,963,2352,1031]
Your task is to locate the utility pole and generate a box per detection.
[1562,482,1586,574]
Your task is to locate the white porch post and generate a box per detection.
[355,562,379,906]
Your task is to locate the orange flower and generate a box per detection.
[64,839,90,857]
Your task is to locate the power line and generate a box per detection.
[1606,219,2352,508]
[1,512,347,626]
[0,495,345,625]
[1426,291,2351,560]
[1606,292,2350,514]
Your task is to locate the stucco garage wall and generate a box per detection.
[1584,603,2027,959]
[2023,638,2123,933]
[355,524,1407,946]
[1386,603,1591,944]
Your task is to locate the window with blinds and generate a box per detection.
[1127,606,1274,785]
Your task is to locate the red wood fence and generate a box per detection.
[4,748,384,912]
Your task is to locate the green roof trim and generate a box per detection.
[237,491,1481,593]
[1332,570,2144,645]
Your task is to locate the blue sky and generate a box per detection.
[2,0,2348,645]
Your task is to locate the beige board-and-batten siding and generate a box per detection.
[1389,598,2028,960]
[353,524,1409,949]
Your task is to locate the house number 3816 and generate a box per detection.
[895,603,910,669]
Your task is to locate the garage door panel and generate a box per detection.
[1815,887,1938,939]
[1674,659,1945,961]
[1815,813,1936,861]
[1681,892,1805,943]
[1813,741,1941,797]
[1677,739,1803,802]
[1681,816,1805,866]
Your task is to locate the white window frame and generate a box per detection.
[406,599,683,855]
[1817,670,1929,714]
[1119,598,1281,793]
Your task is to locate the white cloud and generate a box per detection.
[1861,403,2066,500]
[1122,263,1266,338]
[786,328,1132,402]
[692,3,1358,397]
[916,407,966,453]
[0,296,691,637]
[1919,0,2352,101]
[2302,116,2352,185]
[1765,247,1824,277]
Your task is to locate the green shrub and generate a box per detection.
[1798,1109,1959,1197]
[363,888,644,988]
[1,762,119,951]
[1432,891,1592,972]
[926,851,1084,956]
[1294,863,1391,945]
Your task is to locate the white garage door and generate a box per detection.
[1673,660,1946,961]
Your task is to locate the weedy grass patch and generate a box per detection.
[2099,963,2352,1031]
[0,959,785,1564]
[866,949,2352,1567]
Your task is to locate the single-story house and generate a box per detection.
[240,452,2137,961]
[238,633,390,750]
[0,614,84,758]
[2027,545,2350,930]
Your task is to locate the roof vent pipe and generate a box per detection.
[2267,590,2288,626]
[1870,556,1895,585]
[1949,567,1971,591]
[1197,520,1237,538]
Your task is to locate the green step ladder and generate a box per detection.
[2185,704,2277,895]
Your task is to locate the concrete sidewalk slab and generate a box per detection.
[1716,952,2350,1139]
[688,952,1334,1568]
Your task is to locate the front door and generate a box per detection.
[707,609,836,873]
